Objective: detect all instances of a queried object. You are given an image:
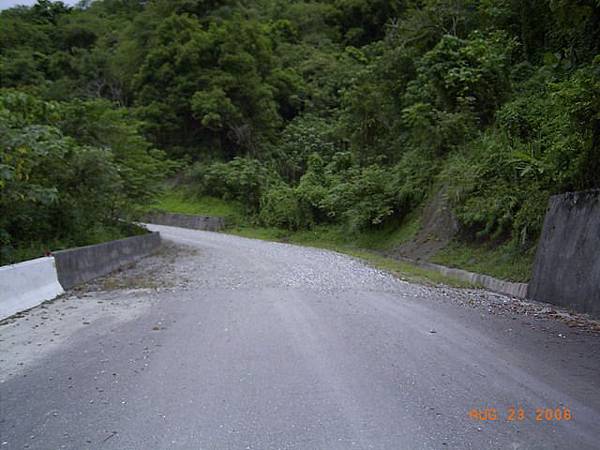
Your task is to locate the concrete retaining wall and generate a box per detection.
[403,257,528,298]
[528,190,600,316]
[144,212,225,231]
[0,257,64,321]
[53,232,161,289]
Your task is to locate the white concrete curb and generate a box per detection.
[392,256,529,298]
[418,260,529,298]
[0,256,64,321]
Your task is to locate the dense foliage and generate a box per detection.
[0,89,173,263]
[1,0,599,263]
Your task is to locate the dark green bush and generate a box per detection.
[259,183,311,230]
[189,157,279,212]
[0,90,172,264]
[269,114,339,183]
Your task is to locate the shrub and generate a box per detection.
[189,157,279,212]
[259,183,311,230]
[320,165,397,231]
[269,114,339,183]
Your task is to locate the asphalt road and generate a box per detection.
[1,224,599,449]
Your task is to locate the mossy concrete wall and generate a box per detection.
[53,232,161,289]
[528,190,600,317]
[144,212,225,231]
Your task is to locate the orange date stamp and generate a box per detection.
[468,406,573,422]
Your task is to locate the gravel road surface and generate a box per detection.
[1,224,599,449]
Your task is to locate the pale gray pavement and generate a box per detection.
[1,224,599,449]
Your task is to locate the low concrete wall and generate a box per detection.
[528,190,600,316]
[0,257,64,321]
[144,212,225,231]
[54,232,161,289]
[405,258,528,298]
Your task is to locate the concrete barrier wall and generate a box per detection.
[144,212,225,231]
[53,232,161,289]
[0,257,64,321]
[528,190,600,316]
[0,232,161,320]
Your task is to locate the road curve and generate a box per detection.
[1,224,599,449]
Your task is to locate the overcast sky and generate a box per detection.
[0,0,79,10]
